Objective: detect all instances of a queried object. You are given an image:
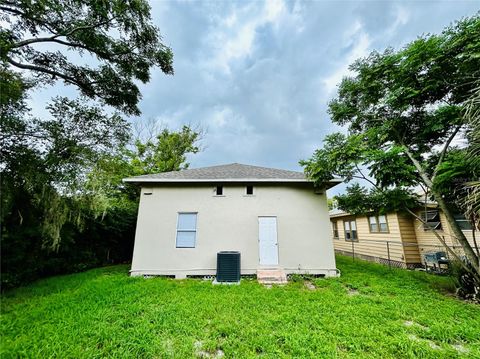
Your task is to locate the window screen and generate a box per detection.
[176,213,197,248]
[246,185,254,195]
[215,186,223,196]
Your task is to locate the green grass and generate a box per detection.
[1,255,479,358]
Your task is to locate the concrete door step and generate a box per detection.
[257,268,287,284]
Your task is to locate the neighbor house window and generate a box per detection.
[332,221,339,239]
[344,219,358,241]
[246,185,254,195]
[454,214,472,230]
[215,186,223,196]
[421,210,442,230]
[176,213,197,248]
[369,215,389,233]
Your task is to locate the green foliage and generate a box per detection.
[322,14,479,163]
[461,85,480,230]
[301,133,366,184]
[327,198,337,210]
[1,80,130,249]
[302,15,480,268]
[0,0,182,289]
[432,150,471,204]
[86,126,200,212]
[1,0,173,115]
[301,132,418,189]
[129,126,200,175]
[1,122,200,290]
[335,184,418,215]
[1,256,479,358]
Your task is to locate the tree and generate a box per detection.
[1,0,173,115]
[87,125,201,210]
[0,1,178,288]
[462,84,480,231]
[1,0,174,248]
[301,15,480,280]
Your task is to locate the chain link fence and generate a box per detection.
[335,239,467,271]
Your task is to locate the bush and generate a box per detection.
[449,260,480,303]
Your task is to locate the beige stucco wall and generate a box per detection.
[130,183,337,278]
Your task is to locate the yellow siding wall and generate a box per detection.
[412,210,478,262]
[332,213,407,263]
[396,213,421,264]
[332,210,478,266]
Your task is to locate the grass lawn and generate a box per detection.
[1,255,479,358]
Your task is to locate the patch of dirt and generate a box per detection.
[403,320,430,331]
[161,339,174,357]
[304,281,316,290]
[197,349,224,358]
[194,341,224,358]
[408,334,420,342]
[452,344,469,354]
[347,289,359,296]
[407,334,441,350]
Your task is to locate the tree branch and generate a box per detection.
[352,164,380,190]
[0,5,24,16]
[11,17,117,49]
[0,131,49,141]
[6,56,80,87]
[406,207,480,282]
[432,124,463,181]
[0,5,58,34]
[401,144,434,188]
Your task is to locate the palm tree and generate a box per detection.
[462,85,480,263]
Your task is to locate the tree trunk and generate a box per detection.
[402,145,480,276]
[433,190,480,273]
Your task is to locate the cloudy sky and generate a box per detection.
[30,0,479,194]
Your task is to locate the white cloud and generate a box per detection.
[25,0,479,180]
[322,21,371,95]
[207,0,286,73]
[385,5,410,37]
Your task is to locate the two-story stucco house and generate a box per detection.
[124,163,341,280]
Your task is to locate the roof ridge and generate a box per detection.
[183,162,304,173]
[123,162,309,182]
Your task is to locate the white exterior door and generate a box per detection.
[258,217,279,266]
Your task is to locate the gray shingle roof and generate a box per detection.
[123,163,307,183]
[123,163,341,188]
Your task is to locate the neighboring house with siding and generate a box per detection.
[330,207,476,268]
[124,163,341,279]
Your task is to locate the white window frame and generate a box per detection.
[176,212,198,248]
[344,219,358,242]
[368,215,389,233]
